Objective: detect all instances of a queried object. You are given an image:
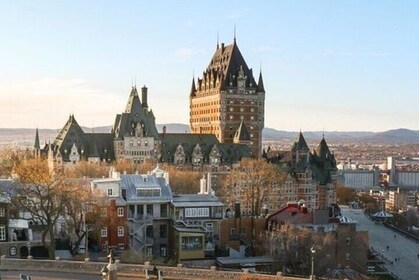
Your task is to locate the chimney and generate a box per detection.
[141,85,148,109]
[163,126,166,137]
[221,43,225,52]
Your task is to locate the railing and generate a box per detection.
[128,214,153,225]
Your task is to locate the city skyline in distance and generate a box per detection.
[0,1,418,132]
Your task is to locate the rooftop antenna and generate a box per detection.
[234,24,236,43]
[217,31,219,49]
[134,76,137,87]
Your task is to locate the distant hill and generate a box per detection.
[1,125,418,147]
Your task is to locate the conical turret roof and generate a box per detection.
[293,132,309,151]
[316,137,331,160]
[257,71,265,93]
[190,77,196,97]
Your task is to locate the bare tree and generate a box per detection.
[12,158,70,259]
[64,161,109,179]
[61,180,108,255]
[263,222,335,276]
[221,158,280,216]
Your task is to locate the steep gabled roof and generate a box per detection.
[198,41,258,91]
[233,121,250,142]
[125,86,142,113]
[113,86,159,139]
[53,115,84,148]
[159,133,251,164]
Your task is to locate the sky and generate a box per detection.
[0,0,418,132]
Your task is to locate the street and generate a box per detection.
[341,206,419,280]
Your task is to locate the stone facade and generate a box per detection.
[0,257,306,280]
[190,40,265,157]
[264,133,338,211]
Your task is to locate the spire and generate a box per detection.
[34,128,40,149]
[257,70,265,93]
[233,24,236,44]
[190,77,196,97]
[217,31,219,49]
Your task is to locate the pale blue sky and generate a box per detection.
[0,0,418,131]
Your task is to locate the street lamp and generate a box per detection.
[82,203,89,260]
[101,265,109,280]
[27,241,31,259]
[310,246,316,280]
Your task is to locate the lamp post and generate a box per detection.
[101,265,109,280]
[82,203,89,260]
[27,241,31,259]
[310,246,316,280]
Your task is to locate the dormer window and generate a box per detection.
[136,188,161,197]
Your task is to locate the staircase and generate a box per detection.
[128,215,153,255]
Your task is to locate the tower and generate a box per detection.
[189,39,265,157]
[34,128,40,158]
[113,85,161,164]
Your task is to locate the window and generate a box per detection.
[230,228,236,236]
[147,204,153,216]
[346,253,350,260]
[101,243,108,251]
[118,226,124,237]
[346,238,351,246]
[137,188,161,197]
[0,207,5,217]
[160,204,167,218]
[181,236,203,251]
[206,223,213,232]
[160,224,167,238]
[117,207,124,217]
[107,189,113,196]
[0,226,5,241]
[101,227,108,237]
[184,208,209,217]
[160,244,167,257]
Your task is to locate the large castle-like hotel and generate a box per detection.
[37,39,264,170]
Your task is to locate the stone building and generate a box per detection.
[40,84,250,172]
[264,132,338,211]
[189,38,265,157]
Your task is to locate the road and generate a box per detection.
[341,206,419,280]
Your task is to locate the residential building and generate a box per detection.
[386,187,416,211]
[170,174,224,261]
